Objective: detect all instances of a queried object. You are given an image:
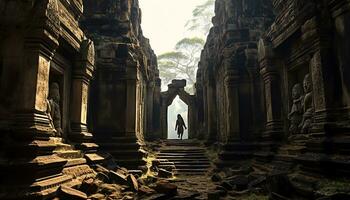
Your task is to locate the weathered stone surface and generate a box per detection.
[109,171,128,185]
[153,181,178,195]
[138,185,156,195]
[158,168,173,178]
[127,174,139,191]
[58,185,88,200]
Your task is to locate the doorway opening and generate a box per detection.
[167,96,188,139]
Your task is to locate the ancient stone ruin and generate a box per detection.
[0,0,350,199]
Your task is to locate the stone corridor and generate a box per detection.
[1,0,350,199]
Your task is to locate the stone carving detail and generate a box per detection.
[300,74,313,134]
[80,39,95,66]
[45,0,61,37]
[47,82,63,137]
[288,83,303,134]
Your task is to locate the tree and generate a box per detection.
[157,0,215,93]
[185,0,215,38]
[158,37,205,92]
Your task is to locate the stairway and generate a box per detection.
[156,140,211,176]
[96,136,147,169]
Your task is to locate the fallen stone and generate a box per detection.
[152,159,161,167]
[89,193,105,200]
[207,190,223,200]
[211,174,222,182]
[227,175,249,191]
[80,178,99,195]
[95,164,110,174]
[99,183,122,195]
[138,165,148,173]
[58,185,87,200]
[248,176,266,189]
[127,174,139,191]
[154,180,177,195]
[138,185,156,195]
[109,170,128,185]
[158,168,173,178]
[95,172,109,183]
[317,193,350,200]
[220,181,233,191]
[267,172,294,198]
[108,191,123,199]
[128,170,143,177]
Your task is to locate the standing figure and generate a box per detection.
[48,82,63,137]
[288,84,304,135]
[300,74,314,134]
[175,114,187,140]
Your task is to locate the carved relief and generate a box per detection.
[47,82,63,137]
[288,83,303,134]
[300,74,314,134]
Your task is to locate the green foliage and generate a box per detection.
[158,0,214,93]
[185,0,215,37]
[158,37,204,91]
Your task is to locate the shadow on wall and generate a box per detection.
[168,96,188,139]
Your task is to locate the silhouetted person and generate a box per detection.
[175,114,187,140]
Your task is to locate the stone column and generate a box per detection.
[146,81,154,137]
[224,68,240,142]
[125,59,138,138]
[258,39,283,140]
[206,77,218,142]
[70,40,95,142]
[11,1,61,136]
[152,78,162,137]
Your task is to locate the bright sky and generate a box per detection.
[139,0,204,55]
[139,0,204,139]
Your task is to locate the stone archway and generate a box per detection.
[160,80,197,139]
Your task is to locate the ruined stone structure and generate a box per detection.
[81,0,160,169]
[196,0,274,166]
[0,0,99,199]
[197,0,350,196]
[1,0,350,199]
[0,0,159,198]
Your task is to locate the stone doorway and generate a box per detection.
[160,80,196,139]
[167,96,189,140]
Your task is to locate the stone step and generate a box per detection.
[54,150,83,159]
[164,161,210,165]
[157,155,208,160]
[159,149,205,153]
[174,168,208,173]
[158,152,206,156]
[98,142,141,150]
[85,153,106,164]
[159,158,210,162]
[75,143,99,152]
[172,164,211,169]
[108,149,147,159]
[64,158,87,167]
[115,159,147,170]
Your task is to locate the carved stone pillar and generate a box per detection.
[258,39,283,140]
[206,77,218,143]
[12,0,61,137]
[225,68,240,142]
[146,81,154,137]
[70,40,95,142]
[125,77,137,137]
[152,78,162,137]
